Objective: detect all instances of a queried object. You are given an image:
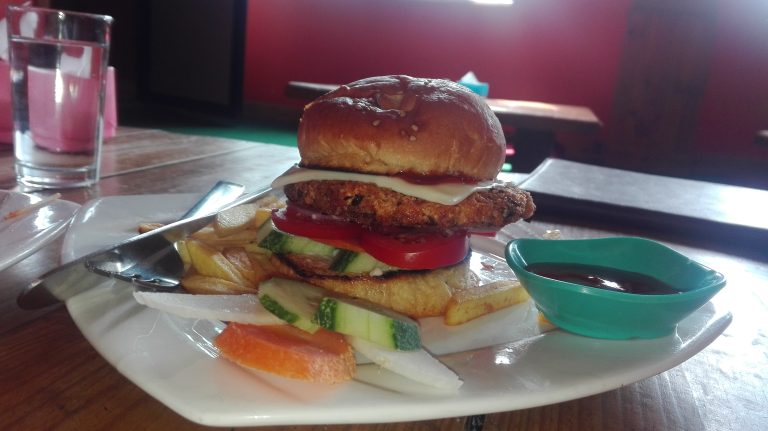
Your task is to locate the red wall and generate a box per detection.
[244,0,768,169]
[244,0,631,128]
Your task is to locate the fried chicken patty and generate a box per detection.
[283,180,536,231]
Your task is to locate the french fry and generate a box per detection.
[537,312,558,332]
[186,239,253,287]
[213,204,272,237]
[248,251,275,277]
[138,222,165,234]
[253,195,283,209]
[139,197,285,296]
[2,193,60,221]
[181,274,258,295]
[444,280,530,326]
[222,247,271,285]
[190,226,261,247]
[175,240,192,271]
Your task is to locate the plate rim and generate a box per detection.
[0,189,79,271]
[62,192,732,426]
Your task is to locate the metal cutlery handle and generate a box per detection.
[179,180,245,220]
[17,183,275,310]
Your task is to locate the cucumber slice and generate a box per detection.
[257,221,337,258]
[258,278,324,333]
[330,250,395,274]
[256,220,399,275]
[314,296,420,351]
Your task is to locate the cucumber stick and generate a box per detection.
[257,221,337,258]
[258,278,421,351]
[314,296,421,351]
[330,250,394,274]
[257,220,398,275]
[258,278,324,333]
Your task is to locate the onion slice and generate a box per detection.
[133,291,285,325]
[348,336,463,391]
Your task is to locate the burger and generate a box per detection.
[262,75,535,318]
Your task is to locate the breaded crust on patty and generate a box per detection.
[283,180,536,231]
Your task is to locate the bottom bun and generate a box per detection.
[270,255,479,318]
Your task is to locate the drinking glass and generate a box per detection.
[6,6,113,189]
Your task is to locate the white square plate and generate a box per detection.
[62,193,731,427]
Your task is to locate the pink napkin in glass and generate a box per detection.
[0,61,117,147]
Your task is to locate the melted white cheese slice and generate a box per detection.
[271,165,498,205]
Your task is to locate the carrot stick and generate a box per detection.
[215,323,356,384]
[3,193,61,221]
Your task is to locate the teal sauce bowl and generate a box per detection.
[505,237,726,339]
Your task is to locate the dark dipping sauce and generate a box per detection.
[525,262,682,295]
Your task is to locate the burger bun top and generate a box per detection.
[297,75,506,182]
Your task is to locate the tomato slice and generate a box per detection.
[272,207,362,240]
[273,205,469,270]
[359,229,470,270]
[311,237,366,253]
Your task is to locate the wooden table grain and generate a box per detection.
[0,128,765,431]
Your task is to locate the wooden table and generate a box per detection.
[1,128,766,431]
